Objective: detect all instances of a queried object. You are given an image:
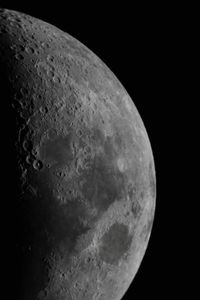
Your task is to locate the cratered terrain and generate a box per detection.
[0,8,156,300]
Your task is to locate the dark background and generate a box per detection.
[0,2,182,299]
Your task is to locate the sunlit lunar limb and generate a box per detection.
[0,8,156,300]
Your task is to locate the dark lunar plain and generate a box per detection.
[0,4,168,300]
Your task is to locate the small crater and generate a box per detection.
[14,17,22,23]
[23,140,33,152]
[52,75,61,84]
[33,160,43,170]
[15,53,24,60]
[26,155,34,165]
[47,128,57,140]
[25,46,35,54]
[39,106,48,114]
[47,55,54,62]
[131,199,142,218]
[18,44,25,52]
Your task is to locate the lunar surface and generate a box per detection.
[0,8,156,300]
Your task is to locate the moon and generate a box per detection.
[0,8,156,300]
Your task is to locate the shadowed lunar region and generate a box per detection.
[0,8,156,300]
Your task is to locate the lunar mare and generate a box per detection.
[0,8,156,300]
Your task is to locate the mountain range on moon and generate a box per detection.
[0,8,156,300]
